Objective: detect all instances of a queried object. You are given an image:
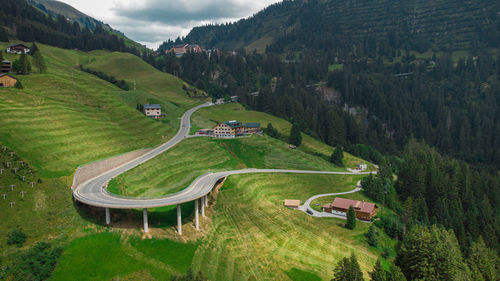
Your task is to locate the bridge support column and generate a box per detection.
[105,208,110,225]
[143,208,149,233]
[204,195,208,207]
[194,199,199,230]
[177,204,182,235]
[201,197,205,217]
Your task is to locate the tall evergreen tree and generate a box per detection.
[32,51,46,73]
[386,265,407,281]
[467,237,500,281]
[396,225,471,281]
[346,206,356,229]
[330,146,344,166]
[332,254,364,281]
[366,225,379,247]
[289,123,302,146]
[370,258,386,281]
[30,42,39,55]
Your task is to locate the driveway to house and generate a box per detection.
[72,102,375,209]
[297,181,365,219]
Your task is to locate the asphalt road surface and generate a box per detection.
[73,103,374,209]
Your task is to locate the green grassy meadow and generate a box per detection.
[191,173,381,280]
[108,134,352,197]
[0,42,199,178]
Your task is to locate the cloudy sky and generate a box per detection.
[58,0,280,49]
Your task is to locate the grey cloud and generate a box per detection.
[113,0,252,25]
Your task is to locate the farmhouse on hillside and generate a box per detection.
[143,104,163,119]
[322,197,378,221]
[213,120,262,138]
[1,60,11,73]
[6,44,30,55]
[167,44,202,57]
[0,74,18,87]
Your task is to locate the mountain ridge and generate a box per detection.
[182,0,500,54]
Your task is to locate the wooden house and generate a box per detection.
[322,197,378,221]
[0,74,18,87]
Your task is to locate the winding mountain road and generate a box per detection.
[72,102,375,232]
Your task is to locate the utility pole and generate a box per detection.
[13,167,18,173]
[30,182,34,188]
[9,202,15,208]
[10,184,15,191]
[0,168,4,175]
[20,191,26,198]
[133,79,136,91]
[2,194,6,200]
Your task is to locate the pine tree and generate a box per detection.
[265,123,279,138]
[32,51,46,73]
[30,42,39,55]
[289,123,302,146]
[17,54,31,74]
[386,265,407,281]
[367,225,379,247]
[346,206,356,229]
[467,237,500,281]
[332,254,364,281]
[330,146,344,166]
[396,225,471,280]
[370,258,386,281]
[14,80,23,89]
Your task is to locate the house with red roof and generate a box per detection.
[322,197,378,221]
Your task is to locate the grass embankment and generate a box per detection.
[192,103,375,170]
[191,173,384,280]
[0,42,199,178]
[108,134,349,197]
[0,146,79,246]
[50,232,198,281]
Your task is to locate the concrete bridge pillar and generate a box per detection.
[143,208,149,233]
[105,208,110,225]
[204,195,208,207]
[201,197,205,217]
[177,204,182,235]
[195,199,199,230]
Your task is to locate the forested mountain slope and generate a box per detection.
[184,0,500,54]
[0,0,145,55]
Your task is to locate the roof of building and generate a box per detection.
[283,199,301,207]
[0,74,18,80]
[173,44,188,48]
[8,44,30,49]
[224,120,242,128]
[187,44,200,48]
[325,197,377,214]
[144,104,161,109]
[2,60,11,63]
[244,123,260,128]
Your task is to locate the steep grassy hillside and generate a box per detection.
[0,42,199,178]
[191,173,392,280]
